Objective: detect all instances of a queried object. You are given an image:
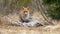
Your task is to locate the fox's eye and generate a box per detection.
[24,11,28,13]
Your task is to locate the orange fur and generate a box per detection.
[19,7,30,22]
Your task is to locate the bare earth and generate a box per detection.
[0,25,60,34]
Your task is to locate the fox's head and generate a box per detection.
[23,7,29,14]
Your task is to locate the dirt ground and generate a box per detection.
[0,25,60,34]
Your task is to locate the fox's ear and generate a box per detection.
[23,7,29,10]
[27,7,29,10]
[23,7,25,9]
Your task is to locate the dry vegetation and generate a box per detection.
[0,0,60,34]
[0,12,60,34]
[0,24,60,34]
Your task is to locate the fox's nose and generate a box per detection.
[24,14,27,17]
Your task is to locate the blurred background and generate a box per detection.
[0,0,60,34]
[0,0,60,26]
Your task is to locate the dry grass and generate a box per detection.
[0,25,60,34]
[0,13,60,34]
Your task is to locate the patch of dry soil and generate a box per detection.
[0,25,60,34]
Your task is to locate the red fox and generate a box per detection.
[19,7,30,22]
